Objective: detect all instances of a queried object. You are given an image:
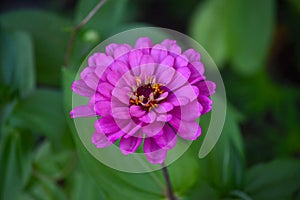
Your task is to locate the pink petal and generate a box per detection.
[175,54,188,68]
[80,66,94,80]
[198,95,213,114]
[173,85,198,103]
[154,125,177,150]
[144,138,167,164]
[92,131,114,148]
[70,105,96,118]
[130,105,146,117]
[135,37,153,54]
[156,65,176,85]
[112,87,131,104]
[106,43,119,56]
[170,100,202,121]
[96,117,120,134]
[151,44,168,63]
[110,60,129,74]
[155,102,174,113]
[143,121,164,137]
[188,62,205,84]
[140,55,155,76]
[160,55,174,67]
[129,50,143,68]
[176,67,191,80]
[88,53,114,68]
[183,49,201,62]
[139,111,156,123]
[168,93,190,106]
[161,39,181,55]
[106,130,125,141]
[177,121,202,140]
[190,61,204,75]
[94,100,111,116]
[72,79,95,97]
[113,44,131,61]
[196,81,216,96]
[166,71,188,91]
[97,82,114,98]
[156,114,172,122]
[112,106,130,119]
[120,136,142,155]
[107,71,122,85]
[82,72,99,91]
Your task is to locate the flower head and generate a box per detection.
[70,37,216,164]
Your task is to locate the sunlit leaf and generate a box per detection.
[189,0,228,67]
[227,0,275,74]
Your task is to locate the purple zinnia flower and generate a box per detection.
[70,37,215,164]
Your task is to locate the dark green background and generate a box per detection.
[0,0,300,199]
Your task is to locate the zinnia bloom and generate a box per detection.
[70,37,215,164]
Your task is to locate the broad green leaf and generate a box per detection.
[168,150,200,195]
[0,30,35,98]
[189,0,228,67]
[10,88,68,146]
[196,106,245,195]
[183,180,219,200]
[11,31,35,98]
[67,165,107,200]
[227,0,275,74]
[0,29,15,85]
[0,130,33,200]
[190,0,275,74]
[0,10,71,86]
[245,159,300,200]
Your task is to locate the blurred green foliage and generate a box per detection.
[0,0,300,199]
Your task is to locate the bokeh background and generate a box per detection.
[0,0,300,199]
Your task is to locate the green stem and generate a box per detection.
[161,163,176,200]
[64,0,108,67]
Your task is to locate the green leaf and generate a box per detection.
[0,130,33,200]
[245,159,300,200]
[0,10,72,86]
[183,180,219,200]
[11,31,35,98]
[189,0,228,67]
[0,30,35,98]
[168,150,200,195]
[227,0,275,74]
[11,88,67,146]
[190,0,275,74]
[67,165,107,200]
[196,106,245,194]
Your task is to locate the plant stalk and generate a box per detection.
[161,163,176,200]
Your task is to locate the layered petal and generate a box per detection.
[70,105,96,118]
[144,138,167,164]
[120,136,142,155]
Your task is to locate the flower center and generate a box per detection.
[129,76,165,111]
